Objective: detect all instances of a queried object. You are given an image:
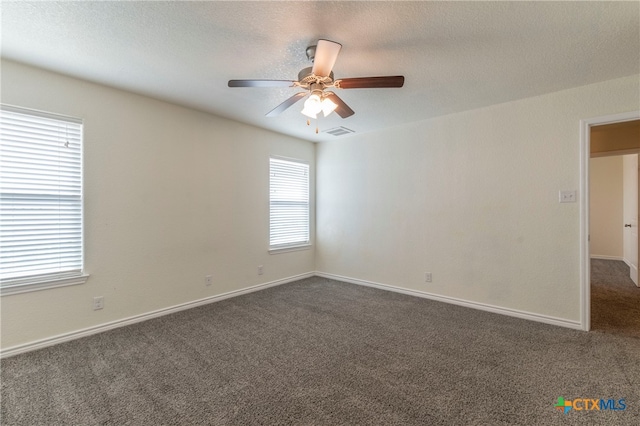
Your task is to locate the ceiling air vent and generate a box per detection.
[323,126,355,137]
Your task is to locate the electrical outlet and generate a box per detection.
[258,265,264,275]
[205,275,213,286]
[425,272,432,283]
[93,296,104,310]
[559,190,577,203]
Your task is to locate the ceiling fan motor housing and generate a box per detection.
[298,67,334,87]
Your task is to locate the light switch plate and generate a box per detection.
[559,190,577,203]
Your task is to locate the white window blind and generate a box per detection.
[0,105,83,285]
[269,157,309,249]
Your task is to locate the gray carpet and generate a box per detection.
[591,259,640,339]
[2,276,639,425]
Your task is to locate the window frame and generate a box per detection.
[0,104,89,296]
[268,155,311,254]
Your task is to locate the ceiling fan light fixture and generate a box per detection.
[321,97,337,117]
[301,108,317,119]
[301,94,322,118]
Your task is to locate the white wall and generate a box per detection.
[590,156,623,259]
[623,154,638,265]
[0,60,316,350]
[316,74,640,323]
[2,59,639,351]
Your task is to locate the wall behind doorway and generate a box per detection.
[590,156,624,259]
[623,154,639,266]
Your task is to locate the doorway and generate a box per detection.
[580,111,640,331]
[590,152,640,337]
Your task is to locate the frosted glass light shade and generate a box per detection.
[321,97,337,117]
[301,94,322,119]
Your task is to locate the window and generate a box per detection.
[269,157,310,251]
[0,105,87,295]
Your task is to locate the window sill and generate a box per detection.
[269,244,312,255]
[1,273,90,296]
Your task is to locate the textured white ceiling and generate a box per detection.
[1,1,639,142]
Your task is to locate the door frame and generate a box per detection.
[580,110,640,331]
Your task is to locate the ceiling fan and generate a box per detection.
[228,40,404,126]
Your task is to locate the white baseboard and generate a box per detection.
[590,255,624,261]
[1,270,585,358]
[0,272,314,359]
[315,272,582,331]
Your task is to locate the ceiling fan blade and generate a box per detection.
[265,92,307,117]
[336,76,405,89]
[325,92,354,118]
[228,80,296,88]
[312,39,342,77]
